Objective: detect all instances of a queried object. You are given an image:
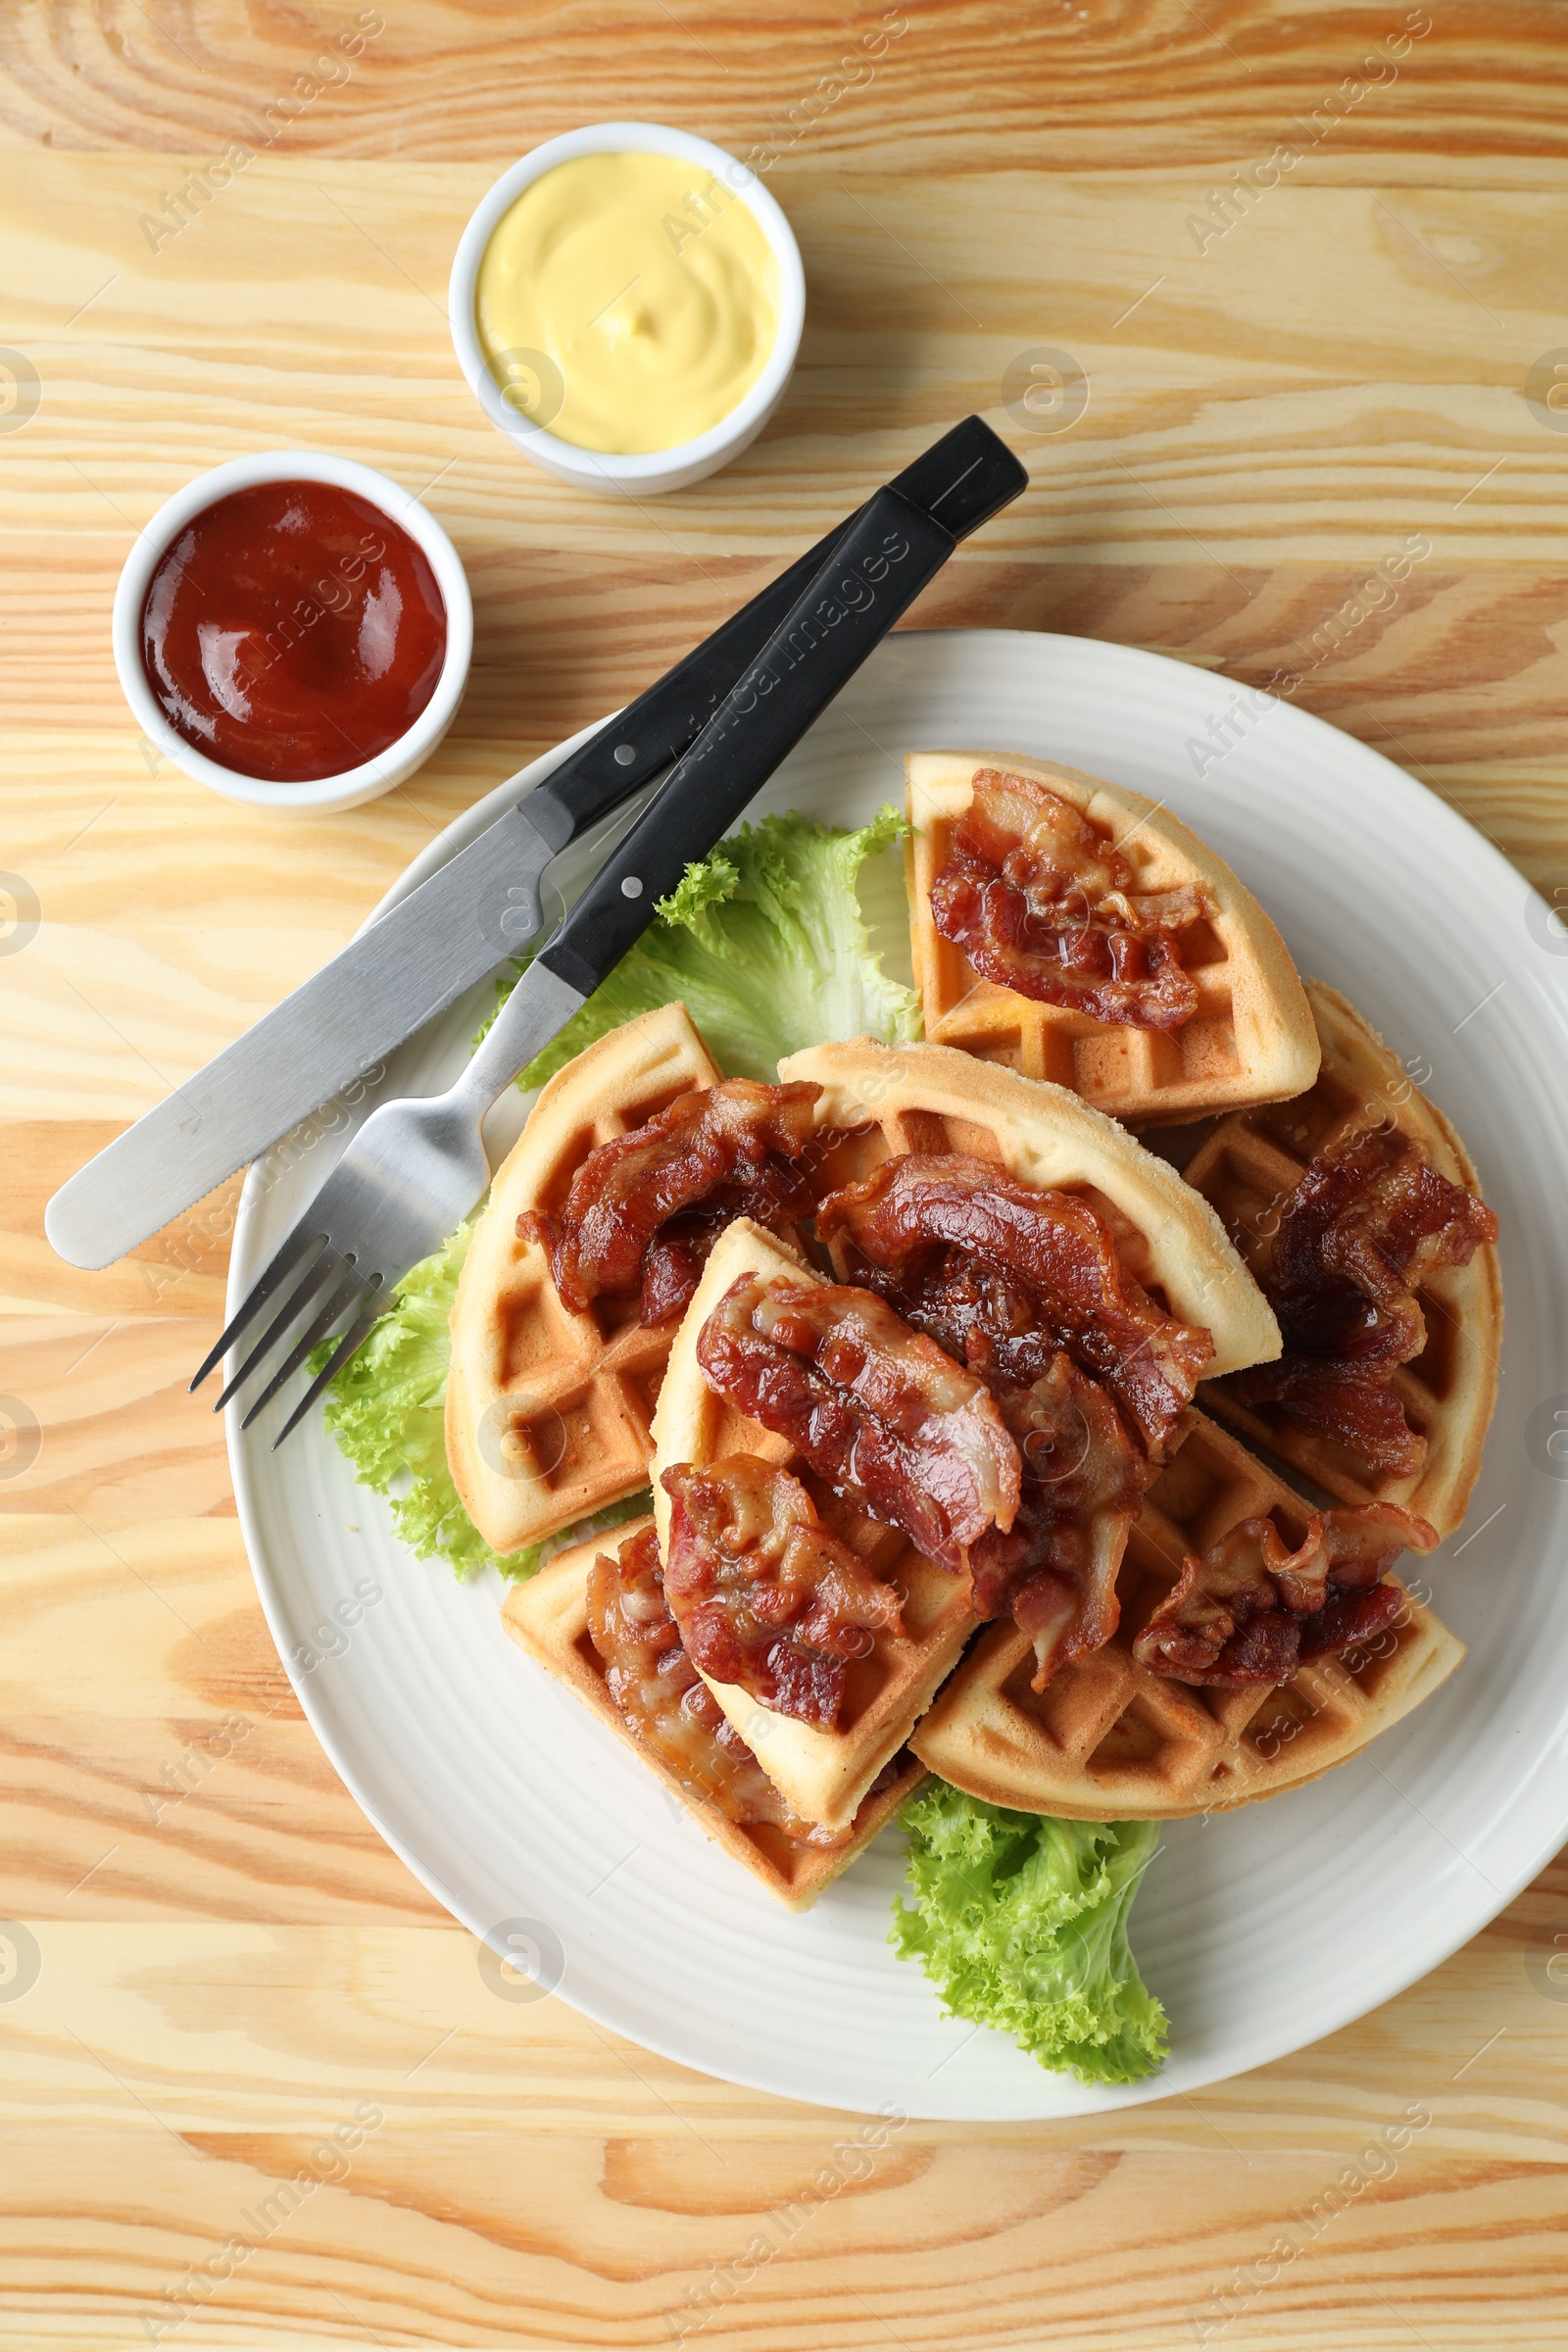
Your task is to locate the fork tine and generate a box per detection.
[270,1282,386,1451]
[190,1224,325,1394]
[238,1263,369,1432]
[211,1245,343,1414]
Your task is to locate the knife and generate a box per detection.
[207,469,998,1444]
[47,417,1026,1270]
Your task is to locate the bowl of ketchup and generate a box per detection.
[114,452,472,812]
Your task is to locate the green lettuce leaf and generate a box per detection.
[309,1219,648,1582]
[482,805,921,1087]
[891,1782,1167,2085]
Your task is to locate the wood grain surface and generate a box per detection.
[3,3,1567,2345]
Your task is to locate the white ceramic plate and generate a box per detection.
[227,629,1568,2121]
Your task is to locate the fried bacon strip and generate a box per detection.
[661,1456,904,1728]
[695,1273,1021,1575]
[1223,1127,1498,1473]
[929,767,1211,1029]
[812,1151,1215,1687]
[637,1156,814,1328]
[969,1353,1150,1690]
[814,1152,1212,1457]
[1132,1502,1438,1687]
[519,1078,820,1325]
[585,1521,851,1844]
[1225,1358,1425,1475]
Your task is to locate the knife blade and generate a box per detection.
[47,417,1026,1271]
[44,802,565,1271]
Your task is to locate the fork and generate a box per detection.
[192,473,983,1444]
[189,958,585,1445]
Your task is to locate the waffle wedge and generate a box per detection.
[651,1218,981,1833]
[503,1518,926,1909]
[906,750,1319,1124]
[911,1410,1463,1819]
[778,1037,1282,1380]
[1182,981,1502,1537]
[447,1004,720,1557]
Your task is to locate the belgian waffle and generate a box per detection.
[447,1004,721,1558]
[778,1037,1282,1380]
[910,1410,1463,1820]
[503,1518,927,1910]
[651,1218,981,1833]
[1182,981,1502,1537]
[906,750,1320,1125]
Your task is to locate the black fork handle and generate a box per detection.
[539,485,958,1000]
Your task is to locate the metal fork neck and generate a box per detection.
[458,959,589,1113]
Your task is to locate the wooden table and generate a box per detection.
[3,4,1566,2343]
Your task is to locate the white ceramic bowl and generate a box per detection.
[449,122,806,496]
[113,450,473,814]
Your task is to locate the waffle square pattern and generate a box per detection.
[911,1410,1464,1820]
[503,1517,927,1910]
[1183,981,1502,1538]
[906,750,1319,1125]
[447,1004,719,1558]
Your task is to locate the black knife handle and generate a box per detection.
[539,486,956,998]
[519,416,1026,854]
[519,526,858,853]
[892,413,1027,541]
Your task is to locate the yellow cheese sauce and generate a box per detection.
[475,151,782,456]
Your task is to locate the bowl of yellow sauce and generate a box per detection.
[450,122,805,495]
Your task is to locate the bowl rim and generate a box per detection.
[447,119,806,488]
[112,449,474,812]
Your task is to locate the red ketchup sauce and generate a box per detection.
[139,479,448,782]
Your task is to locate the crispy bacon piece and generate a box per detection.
[637,1157,816,1328]
[585,1522,851,1844]
[1226,1358,1426,1475]
[930,767,1211,1029]
[1223,1127,1498,1473]
[814,1153,1212,1457]
[661,1456,904,1728]
[814,1151,1214,1687]
[1132,1501,1438,1687]
[969,1353,1151,1690]
[1271,1127,1497,1359]
[519,1078,820,1325]
[695,1273,1021,1575]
